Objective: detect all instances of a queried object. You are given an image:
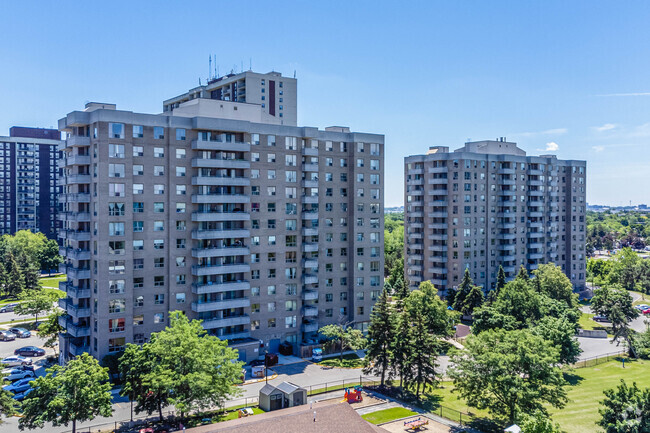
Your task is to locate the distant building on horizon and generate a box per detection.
[0,127,61,239]
[404,139,586,295]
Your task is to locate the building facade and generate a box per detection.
[404,139,586,295]
[58,72,384,362]
[0,127,61,239]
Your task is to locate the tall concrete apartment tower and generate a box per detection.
[0,127,61,239]
[404,139,586,296]
[58,71,384,362]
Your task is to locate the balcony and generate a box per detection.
[528,242,543,249]
[303,274,318,285]
[498,168,515,175]
[59,265,91,280]
[58,298,91,319]
[528,169,544,176]
[302,243,318,253]
[59,316,91,338]
[58,211,91,223]
[192,211,250,222]
[301,180,319,189]
[428,212,448,218]
[59,155,91,167]
[302,322,319,333]
[527,232,544,238]
[303,259,319,269]
[527,180,543,186]
[60,282,91,299]
[191,176,250,187]
[191,139,250,152]
[191,297,250,313]
[59,230,91,242]
[192,194,250,204]
[302,147,318,157]
[302,290,319,301]
[59,247,91,261]
[191,158,249,169]
[408,264,423,272]
[497,232,516,240]
[303,306,318,317]
[427,266,448,274]
[301,195,318,204]
[528,253,544,260]
[192,280,250,295]
[191,246,249,259]
[69,343,90,357]
[62,136,90,150]
[201,315,250,330]
[60,193,91,203]
[302,227,318,236]
[191,263,250,276]
[408,232,423,239]
[428,245,448,252]
[407,168,424,175]
[497,244,516,251]
[58,174,91,186]
[431,278,448,286]
[191,229,250,240]
[301,211,319,219]
[498,223,516,229]
[303,163,319,172]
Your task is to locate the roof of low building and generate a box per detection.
[184,400,388,433]
[259,381,303,395]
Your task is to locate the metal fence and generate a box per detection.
[571,350,626,369]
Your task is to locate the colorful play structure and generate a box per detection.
[404,417,429,431]
[341,386,363,403]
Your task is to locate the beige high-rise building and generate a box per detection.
[57,71,384,362]
[404,139,586,296]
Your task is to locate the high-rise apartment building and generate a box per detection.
[58,71,384,362]
[0,127,61,239]
[404,139,586,295]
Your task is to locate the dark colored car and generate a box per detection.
[9,328,31,338]
[0,303,18,313]
[0,330,16,341]
[249,359,265,367]
[14,346,45,357]
[593,315,609,322]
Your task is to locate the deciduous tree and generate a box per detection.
[320,324,366,361]
[15,289,56,323]
[19,353,113,433]
[591,286,639,352]
[598,380,650,433]
[37,310,64,355]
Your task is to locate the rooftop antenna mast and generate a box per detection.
[249,58,252,71]
[214,54,217,78]
[209,55,212,80]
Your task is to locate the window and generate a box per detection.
[109,337,126,353]
[133,184,144,195]
[176,293,186,303]
[252,133,260,145]
[154,276,164,287]
[176,166,186,177]
[109,280,125,294]
[109,202,125,216]
[133,146,144,157]
[154,202,164,213]
[109,123,125,139]
[109,183,124,197]
[153,239,164,249]
[109,318,125,333]
[109,163,125,178]
[133,164,144,176]
[176,128,186,141]
[176,257,185,267]
[109,241,125,255]
[133,221,143,232]
[154,127,164,139]
[154,294,165,305]
[133,125,144,138]
[176,203,186,213]
[154,166,164,176]
[154,313,164,324]
[154,221,164,231]
[109,144,124,158]
[133,315,144,326]
[267,135,276,146]
[176,185,186,195]
[133,202,144,213]
[109,222,124,236]
[268,169,276,180]
[176,148,186,159]
[176,274,186,284]
[154,184,164,195]
[108,299,125,314]
[176,238,186,248]
[134,295,144,307]
[154,147,164,158]
[285,171,296,182]
[370,160,379,170]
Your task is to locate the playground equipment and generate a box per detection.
[238,407,254,418]
[341,386,363,403]
[404,417,429,431]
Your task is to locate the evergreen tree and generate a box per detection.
[409,309,439,397]
[460,285,485,317]
[4,252,24,298]
[496,265,507,292]
[486,289,498,305]
[363,288,395,386]
[392,309,413,390]
[446,286,458,307]
[517,265,529,281]
[453,268,474,312]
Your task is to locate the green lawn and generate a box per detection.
[361,407,417,424]
[218,407,264,422]
[578,313,609,332]
[40,275,66,289]
[318,353,365,369]
[424,359,650,432]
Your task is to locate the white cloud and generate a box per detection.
[517,128,568,137]
[596,92,650,97]
[594,123,617,132]
[592,145,605,152]
[545,142,559,151]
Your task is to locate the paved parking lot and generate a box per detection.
[0,333,51,378]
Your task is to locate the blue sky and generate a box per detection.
[2,1,650,206]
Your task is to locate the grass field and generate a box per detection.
[423,359,650,432]
[578,312,609,332]
[40,275,66,289]
[318,353,364,369]
[361,407,417,424]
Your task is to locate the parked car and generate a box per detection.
[0,303,18,313]
[2,365,34,375]
[634,304,649,310]
[0,330,16,341]
[12,388,33,401]
[1,356,32,367]
[593,315,609,322]
[14,346,45,357]
[642,308,650,315]
[3,368,35,382]
[9,328,31,338]
[2,377,35,394]
[249,359,265,367]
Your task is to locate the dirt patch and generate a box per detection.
[379,417,453,433]
[348,392,386,408]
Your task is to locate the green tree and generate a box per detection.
[533,264,579,308]
[408,309,439,397]
[407,281,454,337]
[531,316,582,364]
[40,238,63,273]
[453,268,474,312]
[387,259,408,299]
[18,253,41,292]
[520,410,565,433]
[598,380,650,433]
[591,286,639,352]
[4,251,24,298]
[392,310,413,389]
[517,265,529,281]
[608,248,641,290]
[320,324,366,361]
[119,343,170,420]
[449,329,568,424]
[363,288,395,386]
[496,265,507,292]
[460,284,484,317]
[15,289,56,323]
[19,353,113,433]
[143,312,243,418]
[37,310,64,355]
[3,230,47,269]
